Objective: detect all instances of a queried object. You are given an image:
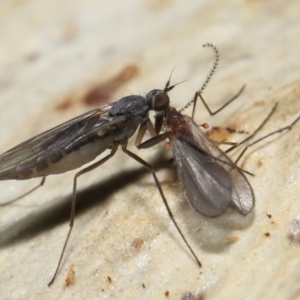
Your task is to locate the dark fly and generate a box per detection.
[0,90,186,285]
[141,107,254,216]
[139,43,300,218]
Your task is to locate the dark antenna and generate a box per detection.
[179,43,219,113]
[164,67,187,94]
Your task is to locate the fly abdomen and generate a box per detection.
[32,134,115,177]
[0,134,115,180]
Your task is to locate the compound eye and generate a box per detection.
[153,93,170,112]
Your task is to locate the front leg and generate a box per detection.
[134,119,157,147]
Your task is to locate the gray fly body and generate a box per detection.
[0,96,153,180]
[0,92,176,285]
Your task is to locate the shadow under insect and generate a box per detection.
[164,159,255,254]
[0,151,159,244]
[0,145,253,257]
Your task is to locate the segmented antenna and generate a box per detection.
[179,43,219,112]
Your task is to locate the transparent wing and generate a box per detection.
[172,137,232,217]
[0,105,117,177]
[175,116,254,216]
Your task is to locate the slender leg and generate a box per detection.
[213,101,299,166]
[214,141,237,146]
[193,85,246,120]
[48,144,119,286]
[137,131,174,149]
[154,113,164,135]
[121,139,202,268]
[135,119,156,147]
[226,103,278,154]
[0,177,46,206]
[234,112,300,165]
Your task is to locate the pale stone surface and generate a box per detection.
[0,0,300,299]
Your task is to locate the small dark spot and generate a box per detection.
[256,159,264,167]
[206,126,248,143]
[107,276,112,283]
[131,238,144,249]
[56,97,73,111]
[267,214,272,219]
[264,232,270,237]
[165,290,169,297]
[226,127,248,134]
[142,283,146,288]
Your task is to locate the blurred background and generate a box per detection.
[0,1,300,299]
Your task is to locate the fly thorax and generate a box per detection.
[109,95,149,119]
[165,108,187,133]
[108,95,150,140]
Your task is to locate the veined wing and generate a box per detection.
[0,105,118,176]
[171,136,232,217]
[174,115,254,216]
